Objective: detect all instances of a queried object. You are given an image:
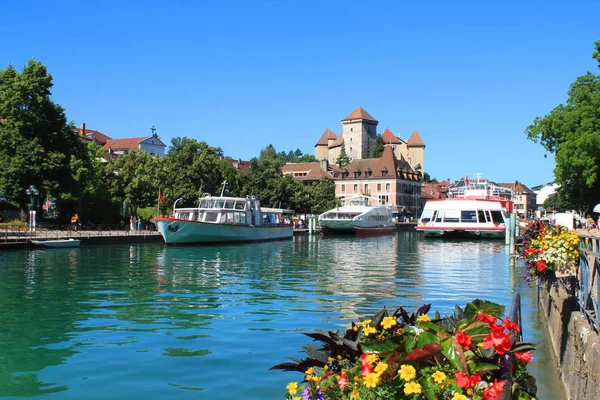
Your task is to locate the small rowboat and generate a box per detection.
[30,239,81,248]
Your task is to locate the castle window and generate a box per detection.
[341,184,345,193]
[377,183,382,191]
[364,184,368,192]
[351,128,353,132]
[354,172,360,178]
[353,184,358,193]
[386,183,391,192]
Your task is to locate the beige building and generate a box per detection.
[314,106,426,174]
[499,181,537,218]
[333,145,422,217]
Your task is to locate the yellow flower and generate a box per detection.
[359,319,372,328]
[381,316,397,330]
[417,314,431,322]
[374,362,388,375]
[451,393,468,400]
[363,372,380,388]
[286,382,299,395]
[305,367,314,376]
[431,370,447,384]
[404,381,422,395]
[365,353,379,364]
[292,397,302,400]
[398,364,416,381]
[363,325,377,337]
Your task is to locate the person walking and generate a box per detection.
[137,217,142,231]
[71,213,80,230]
[129,216,135,232]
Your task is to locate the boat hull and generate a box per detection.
[31,239,81,248]
[354,226,395,235]
[416,226,505,239]
[152,217,293,245]
[319,219,355,234]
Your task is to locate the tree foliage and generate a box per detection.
[336,141,350,167]
[369,134,385,158]
[525,41,600,211]
[0,60,89,213]
[422,172,438,183]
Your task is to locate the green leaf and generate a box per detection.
[361,337,403,353]
[464,299,505,319]
[468,362,500,374]
[440,337,466,372]
[416,331,441,347]
[420,375,439,400]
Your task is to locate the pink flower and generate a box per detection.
[456,332,472,350]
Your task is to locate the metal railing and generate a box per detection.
[573,233,600,332]
[498,292,522,400]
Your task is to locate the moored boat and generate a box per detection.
[415,176,513,239]
[151,183,293,245]
[30,238,81,248]
[318,195,395,235]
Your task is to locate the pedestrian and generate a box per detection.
[71,213,80,230]
[137,217,142,231]
[586,215,594,230]
[130,216,135,232]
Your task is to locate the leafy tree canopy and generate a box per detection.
[369,135,385,158]
[422,172,438,183]
[336,141,350,167]
[0,60,89,211]
[525,41,600,211]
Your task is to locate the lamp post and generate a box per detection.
[25,185,39,232]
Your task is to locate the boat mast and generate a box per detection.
[220,180,228,197]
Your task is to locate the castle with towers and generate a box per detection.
[314,106,425,174]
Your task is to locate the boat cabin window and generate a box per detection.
[203,212,219,222]
[224,200,235,209]
[235,202,246,210]
[214,200,225,208]
[460,210,477,223]
[420,209,433,222]
[477,210,487,223]
[442,209,460,223]
[490,210,504,223]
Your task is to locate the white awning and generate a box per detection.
[593,204,600,213]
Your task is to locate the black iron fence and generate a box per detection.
[575,233,600,332]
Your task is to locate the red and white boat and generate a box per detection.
[415,176,513,239]
[151,183,293,245]
[318,195,395,235]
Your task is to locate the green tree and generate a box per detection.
[422,172,438,183]
[526,41,600,211]
[336,141,350,167]
[369,135,385,158]
[161,137,235,207]
[0,60,89,215]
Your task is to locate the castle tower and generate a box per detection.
[381,128,407,161]
[314,127,337,160]
[340,106,378,161]
[406,130,426,174]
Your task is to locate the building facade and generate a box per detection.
[314,106,426,173]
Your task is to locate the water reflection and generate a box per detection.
[0,234,562,399]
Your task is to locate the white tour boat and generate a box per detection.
[318,195,395,235]
[151,183,293,245]
[415,176,513,239]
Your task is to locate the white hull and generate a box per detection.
[318,201,394,234]
[153,218,293,244]
[31,239,81,248]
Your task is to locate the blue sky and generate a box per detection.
[2,0,599,187]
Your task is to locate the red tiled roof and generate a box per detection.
[282,163,332,180]
[74,128,112,146]
[498,182,534,194]
[315,127,337,146]
[407,130,425,146]
[381,128,403,144]
[225,159,251,175]
[329,133,344,149]
[342,106,377,122]
[341,145,419,181]
[102,137,147,151]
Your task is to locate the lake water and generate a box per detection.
[0,232,565,399]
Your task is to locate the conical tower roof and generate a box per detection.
[341,106,377,122]
[407,130,425,146]
[315,127,337,146]
[381,128,403,144]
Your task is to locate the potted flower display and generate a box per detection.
[273,299,536,400]
[519,221,580,285]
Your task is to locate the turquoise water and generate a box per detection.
[0,232,564,399]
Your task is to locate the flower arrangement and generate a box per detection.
[519,221,580,285]
[273,300,536,400]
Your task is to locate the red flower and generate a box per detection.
[502,317,521,332]
[338,373,349,388]
[482,326,512,355]
[536,260,547,272]
[514,351,534,363]
[524,247,537,257]
[454,371,471,389]
[469,373,482,387]
[456,332,472,350]
[476,313,497,328]
[483,378,506,400]
[360,354,373,376]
